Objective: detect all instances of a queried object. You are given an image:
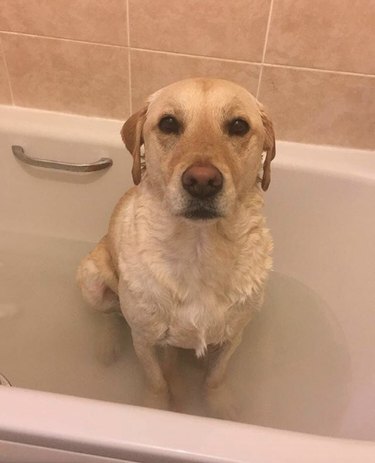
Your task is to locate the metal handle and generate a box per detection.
[12,145,113,173]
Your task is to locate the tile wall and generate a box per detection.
[0,0,374,149]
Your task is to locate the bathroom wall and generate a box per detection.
[0,0,374,149]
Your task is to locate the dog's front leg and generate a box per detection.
[132,335,170,410]
[204,334,242,421]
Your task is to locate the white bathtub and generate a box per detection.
[0,105,374,462]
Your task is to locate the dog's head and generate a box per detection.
[121,78,275,221]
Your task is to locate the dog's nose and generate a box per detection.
[182,163,223,199]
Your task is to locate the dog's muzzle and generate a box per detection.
[181,163,223,219]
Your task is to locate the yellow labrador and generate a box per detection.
[77,78,275,419]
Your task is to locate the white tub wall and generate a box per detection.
[0,105,132,242]
[265,148,375,441]
[1,105,375,461]
[1,108,375,439]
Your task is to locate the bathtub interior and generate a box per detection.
[0,107,374,442]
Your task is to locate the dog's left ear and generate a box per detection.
[257,102,276,191]
[121,106,148,185]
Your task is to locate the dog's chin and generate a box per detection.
[181,199,223,221]
[166,192,226,222]
[183,207,221,220]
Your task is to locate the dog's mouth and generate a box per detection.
[182,199,222,220]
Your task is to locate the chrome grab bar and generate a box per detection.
[12,145,113,173]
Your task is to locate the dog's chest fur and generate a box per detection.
[117,191,272,356]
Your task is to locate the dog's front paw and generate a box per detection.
[205,384,240,421]
[143,388,170,411]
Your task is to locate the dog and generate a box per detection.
[77,78,275,419]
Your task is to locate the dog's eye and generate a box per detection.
[228,118,250,136]
[158,116,180,134]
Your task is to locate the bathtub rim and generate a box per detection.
[0,387,375,463]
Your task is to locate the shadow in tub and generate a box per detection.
[0,230,350,438]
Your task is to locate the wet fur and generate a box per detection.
[77,78,275,419]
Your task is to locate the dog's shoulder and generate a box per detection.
[107,186,138,263]
[109,187,137,226]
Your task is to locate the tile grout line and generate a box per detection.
[0,36,15,105]
[0,30,374,80]
[129,47,375,78]
[256,0,274,100]
[120,45,262,67]
[0,30,262,66]
[0,30,128,50]
[262,62,375,78]
[256,67,263,101]
[126,0,132,115]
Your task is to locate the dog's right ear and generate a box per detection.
[121,106,148,185]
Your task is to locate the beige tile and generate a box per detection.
[0,0,128,45]
[131,49,260,110]
[0,37,12,104]
[258,66,375,150]
[129,0,271,61]
[266,0,375,75]
[2,34,129,118]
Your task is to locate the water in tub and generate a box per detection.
[0,228,350,438]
